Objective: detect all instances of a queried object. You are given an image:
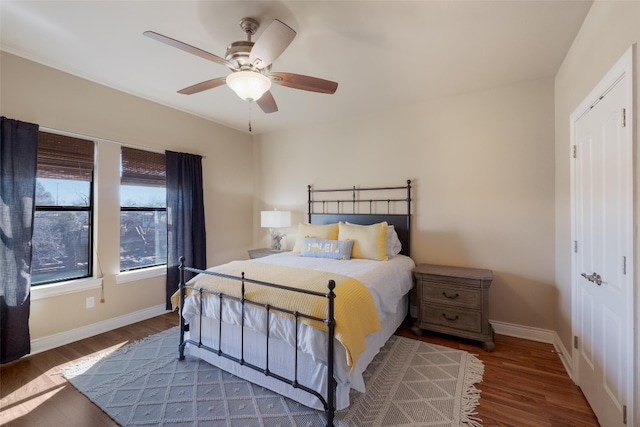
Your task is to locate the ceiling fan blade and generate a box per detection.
[270,72,338,94]
[249,20,296,69]
[256,90,278,114]
[144,31,234,69]
[177,77,227,95]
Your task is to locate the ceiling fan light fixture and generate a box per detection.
[226,71,271,101]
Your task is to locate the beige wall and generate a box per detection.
[4,0,637,353]
[554,1,639,353]
[255,77,557,330]
[0,52,254,339]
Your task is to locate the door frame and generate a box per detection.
[569,45,635,425]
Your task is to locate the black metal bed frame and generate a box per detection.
[307,180,412,257]
[177,180,412,427]
[177,259,338,425]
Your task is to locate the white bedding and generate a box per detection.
[256,252,415,317]
[181,252,415,410]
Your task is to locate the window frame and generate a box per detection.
[119,147,167,273]
[33,199,94,283]
[31,132,96,287]
[119,205,167,273]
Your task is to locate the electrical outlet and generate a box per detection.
[86,296,95,309]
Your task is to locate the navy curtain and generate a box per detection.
[0,117,39,364]
[165,150,206,310]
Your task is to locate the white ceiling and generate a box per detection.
[1,1,593,135]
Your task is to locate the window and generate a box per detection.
[32,132,94,286]
[120,147,166,271]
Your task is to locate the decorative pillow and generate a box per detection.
[300,238,354,260]
[292,223,339,252]
[338,221,388,261]
[347,222,402,257]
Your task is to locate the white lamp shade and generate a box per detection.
[261,210,291,228]
[226,71,272,101]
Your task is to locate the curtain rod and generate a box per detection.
[39,125,206,159]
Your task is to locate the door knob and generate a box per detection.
[581,272,603,285]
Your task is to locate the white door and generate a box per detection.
[572,50,633,427]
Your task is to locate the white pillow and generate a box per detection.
[386,225,403,256]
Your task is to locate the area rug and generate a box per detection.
[62,327,484,426]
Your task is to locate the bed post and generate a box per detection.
[406,179,412,254]
[307,184,312,223]
[178,256,186,361]
[326,279,336,427]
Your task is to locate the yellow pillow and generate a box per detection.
[292,223,339,252]
[338,221,388,261]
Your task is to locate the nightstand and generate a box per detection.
[248,248,285,259]
[412,263,494,351]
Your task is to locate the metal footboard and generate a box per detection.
[177,256,337,427]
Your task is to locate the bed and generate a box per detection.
[175,181,413,426]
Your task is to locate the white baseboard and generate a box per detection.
[30,304,170,356]
[490,320,574,380]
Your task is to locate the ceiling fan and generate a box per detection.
[144,17,338,114]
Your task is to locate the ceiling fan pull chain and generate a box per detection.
[248,101,252,133]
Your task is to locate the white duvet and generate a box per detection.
[180,252,415,409]
[181,253,414,362]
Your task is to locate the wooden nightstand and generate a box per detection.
[248,248,285,259]
[412,263,495,351]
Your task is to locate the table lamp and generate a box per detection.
[260,210,291,250]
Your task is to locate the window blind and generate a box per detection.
[37,132,94,180]
[121,147,166,187]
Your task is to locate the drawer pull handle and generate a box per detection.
[442,291,459,299]
[442,313,459,321]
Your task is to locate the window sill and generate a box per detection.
[31,277,103,301]
[116,265,166,284]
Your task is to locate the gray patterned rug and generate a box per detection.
[62,327,484,426]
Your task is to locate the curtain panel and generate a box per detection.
[165,150,206,310]
[0,117,39,364]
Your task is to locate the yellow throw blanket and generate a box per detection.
[171,260,381,370]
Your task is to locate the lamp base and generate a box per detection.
[269,229,285,251]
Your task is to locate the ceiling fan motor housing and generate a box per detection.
[225,41,254,69]
[226,18,266,70]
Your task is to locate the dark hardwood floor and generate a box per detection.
[1,313,599,426]
[396,321,599,426]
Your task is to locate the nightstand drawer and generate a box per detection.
[422,304,482,333]
[421,281,481,308]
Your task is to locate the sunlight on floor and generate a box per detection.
[0,341,130,424]
[0,382,65,423]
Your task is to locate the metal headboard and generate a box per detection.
[307,180,412,257]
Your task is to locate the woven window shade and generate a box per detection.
[37,132,94,180]
[121,147,166,187]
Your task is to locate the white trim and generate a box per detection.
[569,45,635,426]
[490,320,574,380]
[490,320,556,343]
[28,310,575,379]
[29,304,170,355]
[31,277,103,301]
[553,334,573,381]
[116,265,166,284]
